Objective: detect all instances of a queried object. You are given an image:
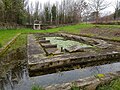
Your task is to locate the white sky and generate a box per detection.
[28,0,118,15]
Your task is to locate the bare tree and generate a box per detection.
[58,0,87,24]
[114,0,120,21]
[89,0,110,23]
[29,0,87,25]
[26,4,32,24]
[83,5,92,24]
[34,1,40,20]
[74,0,88,23]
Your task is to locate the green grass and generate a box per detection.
[0,23,120,48]
[0,23,93,47]
[0,29,56,47]
[0,31,17,47]
[8,34,27,51]
[71,86,80,90]
[59,23,94,33]
[0,34,27,56]
[32,85,44,90]
[97,78,120,90]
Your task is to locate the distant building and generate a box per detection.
[33,20,41,30]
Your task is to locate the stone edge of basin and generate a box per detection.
[45,71,120,90]
[0,33,21,56]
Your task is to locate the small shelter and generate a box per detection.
[33,20,41,30]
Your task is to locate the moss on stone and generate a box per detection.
[96,74,105,78]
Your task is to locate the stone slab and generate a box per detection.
[27,34,45,63]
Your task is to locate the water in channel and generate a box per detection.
[14,62,120,90]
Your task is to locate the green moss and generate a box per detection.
[45,37,92,50]
[96,74,105,78]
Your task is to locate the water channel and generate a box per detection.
[14,62,120,90]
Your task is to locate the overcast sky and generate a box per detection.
[29,0,118,15]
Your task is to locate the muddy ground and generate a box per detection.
[79,27,120,39]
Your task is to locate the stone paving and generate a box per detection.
[27,34,45,64]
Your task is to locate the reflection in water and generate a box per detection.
[14,62,120,90]
[0,66,29,90]
[23,68,29,81]
[0,48,28,90]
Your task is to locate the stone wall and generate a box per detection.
[29,52,120,71]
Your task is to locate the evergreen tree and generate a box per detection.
[44,6,51,24]
[114,1,120,20]
[51,4,57,24]
[0,0,27,24]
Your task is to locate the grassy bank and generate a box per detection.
[0,34,27,56]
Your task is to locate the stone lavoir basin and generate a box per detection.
[28,33,120,76]
[0,33,120,90]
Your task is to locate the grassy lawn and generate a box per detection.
[0,28,58,47]
[0,23,120,48]
[0,24,93,47]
